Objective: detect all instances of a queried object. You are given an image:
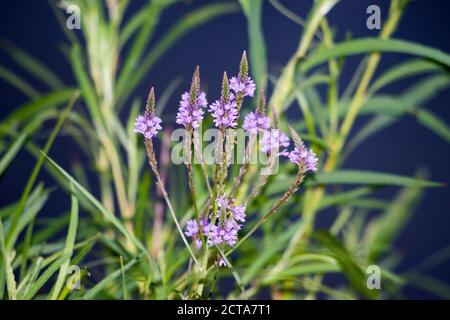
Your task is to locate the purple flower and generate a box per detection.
[231,205,246,224]
[288,142,319,173]
[217,197,246,223]
[242,111,270,134]
[229,75,256,97]
[207,223,238,247]
[134,111,162,139]
[176,91,207,129]
[184,218,210,249]
[209,95,239,128]
[207,197,246,247]
[260,129,290,156]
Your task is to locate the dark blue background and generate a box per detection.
[1,0,449,298]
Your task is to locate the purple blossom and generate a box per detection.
[260,129,290,156]
[242,111,270,134]
[229,75,256,97]
[288,143,319,173]
[216,197,246,224]
[184,218,210,249]
[231,205,246,224]
[209,95,239,128]
[134,111,162,139]
[207,223,238,247]
[176,91,207,129]
[207,197,246,247]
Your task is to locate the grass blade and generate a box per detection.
[301,38,450,73]
[49,183,79,300]
[0,65,39,98]
[307,170,442,188]
[0,39,64,89]
[82,255,141,300]
[0,132,27,176]
[0,217,17,300]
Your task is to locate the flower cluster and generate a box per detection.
[184,218,210,249]
[207,197,246,247]
[229,75,256,98]
[135,52,319,266]
[134,88,162,139]
[209,93,239,128]
[134,112,162,139]
[288,141,319,173]
[260,129,290,156]
[176,91,207,129]
[242,111,270,134]
[184,197,246,249]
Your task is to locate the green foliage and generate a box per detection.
[0,0,449,300]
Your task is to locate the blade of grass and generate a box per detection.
[49,182,79,300]
[0,132,27,176]
[40,152,159,279]
[301,38,450,73]
[0,39,64,89]
[0,216,17,300]
[119,256,128,300]
[82,254,142,299]
[2,89,76,126]
[0,65,39,98]
[22,253,70,300]
[307,170,442,188]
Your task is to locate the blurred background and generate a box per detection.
[0,0,449,298]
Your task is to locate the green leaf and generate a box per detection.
[269,0,339,112]
[0,216,17,300]
[369,59,441,95]
[0,65,39,98]
[406,273,450,299]
[346,75,450,155]
[242,220,302,285]
[22,254,70,300]
[315,230,377,299]
[0,133,27,176]
[82,255,141,300]
[0,40,64,89]
[307,170,442,187]
[2,89,76,126]
[40,153,158,279]
[70,45,102,127]
[239,0,267,90]
[116,2,162,101]
[415,109,450,144]
[49,183,79,300]
[319,186,380,210]
[366,179,425,262]
[301,38,450,73]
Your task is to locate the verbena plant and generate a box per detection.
[0,0,449,300]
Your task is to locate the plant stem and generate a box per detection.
[144,139,201,270]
